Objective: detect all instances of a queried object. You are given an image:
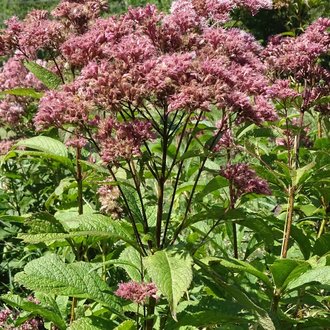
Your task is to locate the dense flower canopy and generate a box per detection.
[0,0,329,159]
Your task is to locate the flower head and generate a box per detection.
[220,163,271,201]
[115,281,157,304]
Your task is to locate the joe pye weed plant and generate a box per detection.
[0,0,329,329]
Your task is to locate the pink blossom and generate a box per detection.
[97,118,155,163]
[0,97,25,125]
[115,281,157,304]
[98,183,122,218]
[213,129,234,151]
[52,0,108,32]
[34,87,90,130]
[65,136,88,148]
[1,11,64,57]
[0,139,16,155]
[267,79,299,100]
[220,163,271,200]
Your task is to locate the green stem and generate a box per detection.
[280,185,295,258]
[156,110,168,249]
[76,146,83,216]
[170,124,225,245]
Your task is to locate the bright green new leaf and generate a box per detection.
[0,87,43,99]
[144,251,193,320]
[16,136,68,158]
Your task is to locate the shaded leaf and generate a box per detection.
[1,293,66,330]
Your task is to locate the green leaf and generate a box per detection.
[293,162,315,186]
[286,266,330,291]
[0,87,43,99]
[196,259,275,330]
[314,233,330,256]
[68,316,117,330]
[119,246,142,281]
[14,150,73,170]
[270,259,311,291]
[194,176,228,201]
[1,293,66,330]
[120,186,144,225]
[164,297,246,329]
[209,258,272,288]
[15,254,122,312]
[114,320,136,330]
[144,251,193,320]
[24,61,62,89]
[16,136,68,157]
[19,214,137,249]
[25,212,66,234]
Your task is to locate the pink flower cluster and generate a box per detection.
[115,281,157,304]
[0,306,42,330]
[98,183,122,218]
[263,18,330,113]
[34,87,90,130]
[97,118,155,163]
[0,57,45,127]
[52,0,108,32]
[220,163,271,200]
[264,18,330,75]
[0,11,63,58]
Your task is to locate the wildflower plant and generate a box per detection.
[0,0,329,329]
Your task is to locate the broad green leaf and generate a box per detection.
[15,254,122,312]
[119,246,142,281]
[24,61,62,89]
[19,214,137,249]
[120,186,144,225]
[114,320,136,330]
[196,259,275,330]
[289,225,312,260]
[240,216,276,251]
[165,297,246,329]
[209,258,272,288]
[25,212,66,234]
[293,162,315,186]
[68,316,117,330]
[14,150,73,170]
[144,251,193,319]
[1,293,66,330]
[175,182,204,196]
[286,266,330,291]
[314,233,330,256]
[270,259,311,291]
[314,137,330,150]
[194,176,228,201]
[16,136,68,157]
[0,87,43,99]
[186,207,245,227]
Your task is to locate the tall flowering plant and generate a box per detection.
[0,0,329,329]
